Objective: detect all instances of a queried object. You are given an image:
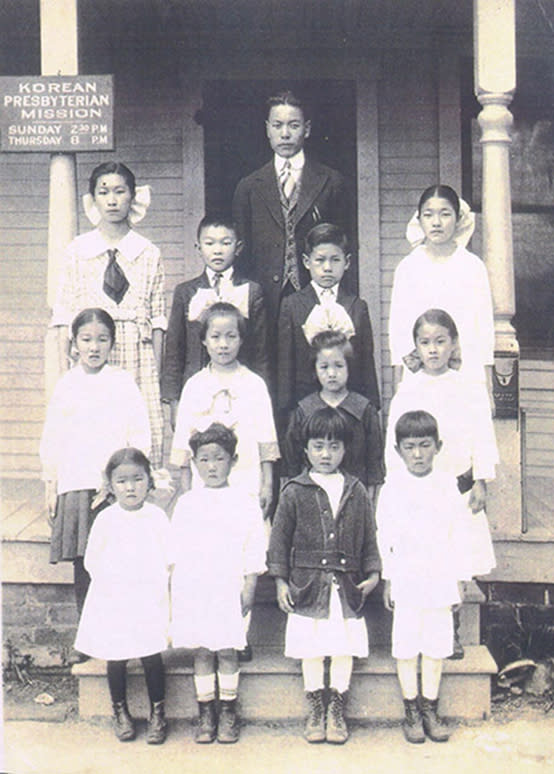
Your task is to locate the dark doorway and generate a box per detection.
[200,79,358,290]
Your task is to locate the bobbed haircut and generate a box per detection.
[304,222,349,255]
[395,410,440,447]
[417,184,460,219]
[412,308,459,343]
[189,422,238,458]
[89,161,136,197]
[199,301,247,341]
[266,90,310,121]
[197,213,239,241]
[71,307,116,345]
[311,330,354,373]
[303,406,351,446]
[105,447,154,490]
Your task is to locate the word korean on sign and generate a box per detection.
[0,75,114,152]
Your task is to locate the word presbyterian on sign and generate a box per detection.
[0,75,114,152]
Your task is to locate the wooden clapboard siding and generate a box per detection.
[520,360,554,479]
[378,49,439,411]
[0,86,186,477]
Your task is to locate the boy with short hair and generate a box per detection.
[377,410,468,745]
[277,222,379,418]
[170,422,267,744]
[161,214,268,427]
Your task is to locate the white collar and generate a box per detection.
[78,228,150,262]
[205,266,234,285]
[311,281,338,301]
[274,149,305,173]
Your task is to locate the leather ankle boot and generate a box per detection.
[304,689,326,743]
[420,696,450,742]
[217,699,240,743]
[195,700,217,744]
[402,698,425,744]
[146,699,168,744]
[326,689,348,744]
[112,700,135,742]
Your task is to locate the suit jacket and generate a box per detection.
[277,283,380,413]
[232,158,348,329]
[161,270,269,402]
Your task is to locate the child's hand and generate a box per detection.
[356,572,380,601]
[469,480,487,513]
[241,575,257,617]
[45,481,57,526]
[275,578,295,614]
[382,579,394,612]
[259,482,273,518]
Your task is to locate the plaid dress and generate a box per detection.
[51,228,166,467]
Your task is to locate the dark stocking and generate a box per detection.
[107,660,128,705]
[142,653,165,704]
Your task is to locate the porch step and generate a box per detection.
[73,645,496,721]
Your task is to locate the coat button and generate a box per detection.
[321,558,327,565]
[340,558,346,565]
[272,274,280,282]
[329,532,335,539]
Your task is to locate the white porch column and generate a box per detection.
[40,0,79,396]
[474,0,517,357]
[473,0,522,545]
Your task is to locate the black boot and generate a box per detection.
[146,700,168,744]
[420,696,450,742]
[402,698,425,744]
[304,689,326,743]
[448,607,465,660]
[326,689,348,744]
[195,700,217,744]
[217,699,240,743]
[112,700,135,742]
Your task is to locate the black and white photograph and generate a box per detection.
[1,1,554,772]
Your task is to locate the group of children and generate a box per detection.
[41,153,498,748]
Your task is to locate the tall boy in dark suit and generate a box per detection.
[161,214,268,428]
[232,90,348,341]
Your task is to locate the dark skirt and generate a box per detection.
[49,489,96,564]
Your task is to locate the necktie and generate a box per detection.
[213,272,224,296]
[279,160,295,201]
[103,249,129,304]
[320,288,334,305]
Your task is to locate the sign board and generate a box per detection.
[0,75,114,152]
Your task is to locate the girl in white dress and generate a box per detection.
[389,184,494,391]
[40,308,150,630]
[51,161,166,467]
[75,448,170,745]
[170,423,267,744]
[170,302,279,520]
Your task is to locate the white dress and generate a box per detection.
[388,245,494,381]
[385,369,497,576]
[284,472,369,660]
[170,363,280,496]
[75,502,170,660]
[170,485,267,651]
[377,467,466,607]
[40,363,151,495]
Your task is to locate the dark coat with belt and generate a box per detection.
[161,269,269,401]
[231,158,348,330]
[277,283,381,412]
[267,471,381,619]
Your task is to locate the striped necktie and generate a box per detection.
[279,160,295,201]
[103,249,129,304]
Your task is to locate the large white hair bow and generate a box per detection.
[405,197,475,248]
[83,185,152,226]
[302,299,355,345]
[187,284,250,322]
